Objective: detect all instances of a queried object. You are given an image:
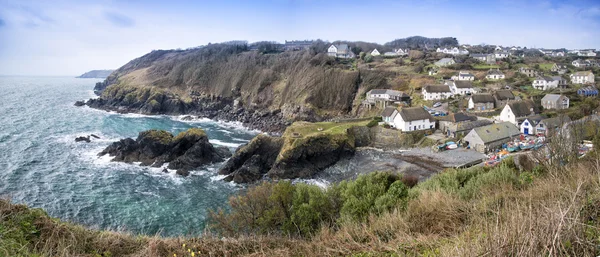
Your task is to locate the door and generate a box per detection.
[524,128,529,135]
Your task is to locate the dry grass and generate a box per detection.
[4,157,600,256]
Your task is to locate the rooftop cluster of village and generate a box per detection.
[313,40,599,159]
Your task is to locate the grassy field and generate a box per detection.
[472,64,500,70]
[539,63,554,71]
[282,119,372,138]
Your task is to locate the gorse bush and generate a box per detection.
[210,172,409,237]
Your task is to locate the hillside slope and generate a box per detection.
[87,45,368,132]
[76,69,114,78]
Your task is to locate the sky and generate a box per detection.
[0,0,599,76]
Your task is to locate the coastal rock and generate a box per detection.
[75,136,91,143]
[74,101,86,107]
[267,133,355,179]
[98,128,231,176]
[219,134,284,183]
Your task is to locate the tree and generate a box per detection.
[364,53,374,63]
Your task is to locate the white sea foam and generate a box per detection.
[209,139,243,148]
[293,178,331,189]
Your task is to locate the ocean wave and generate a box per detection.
[209,139,243,148]
[292,178,331,189]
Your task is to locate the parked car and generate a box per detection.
[433,102,442,108]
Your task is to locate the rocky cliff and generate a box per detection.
[99,128,230,176]
[84,44,370,132]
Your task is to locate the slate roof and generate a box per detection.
[368,89,409,98]
[487,69,504,76]
[471,122,521,144]
[523,115,545,126]
[494,90,515,100]
[471,54,490,58]
[541,94,566,102]
[423,85,451,93]
[398,107,433,122]
[440,112,477,123]
[453,81,474,88]
[335,44,349,51]
[535,75,553,82]
[540,116,571,129]
[436,58,454,65]
[381,107,397,118]
[450,119,493,133]
[551,76,564,82]
[471,93,495,103]
[507,100,539,117]
[573,71,593,76]
[369,89,387,95]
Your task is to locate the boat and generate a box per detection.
[506,143,520,152]
[445,141,458,150]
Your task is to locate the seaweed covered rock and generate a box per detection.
[267,133,355,179]
[98,128,231,176]
[218,134,284,183]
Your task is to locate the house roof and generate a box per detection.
[459,71,474,76]
[540,116,571,129]
[471,122,521,144]
[573,71,593,76]
[551,76,564,82]
[450,119,493,133]
[471,93,495,103]
[534,75,553,81]
[494,90,515,100]
[335,44,349,51]
[439,112,477,123]
[369,89,388,95]
[471,53,490,58]
[381,107,397,118]
[398,107,433,121]
[423,85,451,93]
[507,100,539,117]
[453,81,474,88]
[436,58,454,63]
[487,69,504,76]
[368,89,409,98]
[523,115,545,126]
[541,94,567,102]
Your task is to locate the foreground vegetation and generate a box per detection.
[3,151,600,256]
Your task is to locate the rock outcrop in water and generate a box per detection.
[219,128,358,183]
[218,134,284,183]
[99,128,231,176]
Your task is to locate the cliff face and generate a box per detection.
[87,45,365,132]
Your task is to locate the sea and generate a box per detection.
[0,76,258,236]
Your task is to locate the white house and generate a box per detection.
[541,94,569,110]
[572,59,590,68]
[451,71,475,81]
[494,51,510,59]
[570,71,595,84]
[436,47,468,55]
[578,50,597,57]
[486,69,505,80]
[391,107,435,132]
[468,94,495,111]
[367,89,410,103]
[446,81,474,96]
[422,85,452,100]
[520,116,544,135]
[384,51,398,57]
[371,49,381,56]
[381,107,398,124]
[532,76,559,91]
[471,53,496,64]
[327,44,355,58]
[499,100,540,125]
[395,48,409,56]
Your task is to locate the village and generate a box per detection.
[318,41,600,167]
